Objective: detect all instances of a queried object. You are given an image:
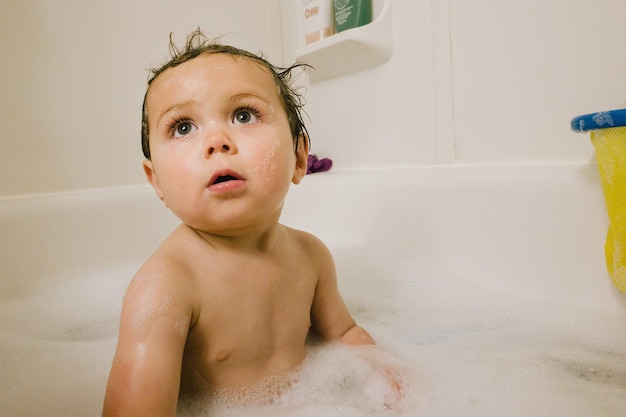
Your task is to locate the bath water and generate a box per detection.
[2,255,626,416]
[176,252,626,417]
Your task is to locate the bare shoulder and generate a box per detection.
[124,225,199,320]
[282,225,332,258]
[280,224,336,287]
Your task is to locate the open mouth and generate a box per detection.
[212,175,238,185]
[208,170,245,189]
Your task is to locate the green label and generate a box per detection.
[334,0,372,32]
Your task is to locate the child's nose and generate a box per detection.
[205,129,236,157]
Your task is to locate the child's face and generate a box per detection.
[143,53,308,235]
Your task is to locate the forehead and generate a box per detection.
[146,53,280,111]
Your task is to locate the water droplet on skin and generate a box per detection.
[131,295,176,340]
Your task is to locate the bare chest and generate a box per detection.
[181,260,317,389]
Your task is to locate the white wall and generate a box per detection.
[280,0,625,167]
[448,0,626,163]
[279,0,438,166]
[0,0,277,196]
[1,0,624,197]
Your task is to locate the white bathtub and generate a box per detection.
[2,163,625,416]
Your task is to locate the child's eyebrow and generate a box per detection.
[227,92,277,115]
[155,100,198,123]
[228,92,271,104]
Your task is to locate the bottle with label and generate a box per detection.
[301,0,334,45]
[334,0,373,33]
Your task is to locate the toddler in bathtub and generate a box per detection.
[102,30,405,416]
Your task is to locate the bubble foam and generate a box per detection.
[177,342,418,417]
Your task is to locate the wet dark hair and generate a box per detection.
[141,29,310,159]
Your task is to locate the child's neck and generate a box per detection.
[189,222,283,254]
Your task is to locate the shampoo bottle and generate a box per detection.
[334,0,373,33]
[301,0,334,45]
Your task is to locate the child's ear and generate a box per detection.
[292,134,309,185]
[142,159,165,202]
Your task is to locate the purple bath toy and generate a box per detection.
[307,155,333,174]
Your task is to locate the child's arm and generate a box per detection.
[307,236,374,346]
[338,323,376,346]
[102,261,193,417]
[308,236,406,408]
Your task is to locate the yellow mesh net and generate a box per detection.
[590,126,626,292]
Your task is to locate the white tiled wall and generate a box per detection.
[1,0,624,196]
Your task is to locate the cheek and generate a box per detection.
[248,139,293,180]
[155,158,196,199]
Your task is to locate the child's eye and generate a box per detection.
[233,109,259,125]
[170,120,197,138]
